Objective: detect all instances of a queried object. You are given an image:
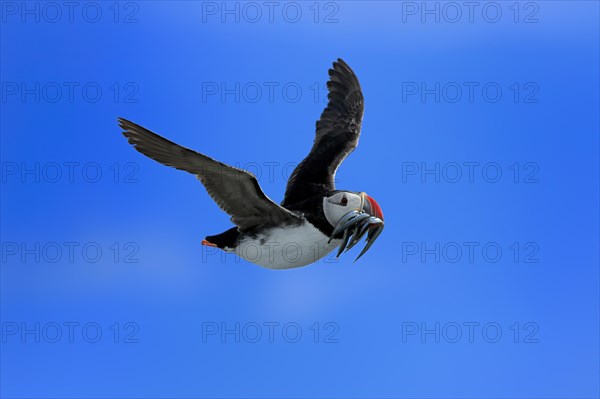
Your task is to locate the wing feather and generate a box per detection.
[118,118,299,231]
[283,59,364,206]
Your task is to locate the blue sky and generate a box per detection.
[1,1,599,398]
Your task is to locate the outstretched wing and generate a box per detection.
[118,118,300,231]
[282,58,364,206]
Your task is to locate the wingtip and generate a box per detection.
[326,58,361,96]
[118,118,144,138]
[332,58,351,72]
[117,117,131,130]
[336,58,348,67]
[117,117,141,144]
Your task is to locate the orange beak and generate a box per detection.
[362,194,384,222]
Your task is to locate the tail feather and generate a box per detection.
[204,227,240,250]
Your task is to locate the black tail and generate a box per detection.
[204,227,240,249]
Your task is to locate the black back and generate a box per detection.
[284,188,336,237]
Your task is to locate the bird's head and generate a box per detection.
[323,191,384,260]
[323,191,384,227]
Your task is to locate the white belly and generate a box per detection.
[230,222,340,269]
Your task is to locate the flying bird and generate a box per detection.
[118,58,384,269]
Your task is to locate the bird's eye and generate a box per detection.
[340,195,348,206]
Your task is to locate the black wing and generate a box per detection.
[118,118,300,232]
[282,58,364,206]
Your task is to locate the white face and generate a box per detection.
[323,191,364,228]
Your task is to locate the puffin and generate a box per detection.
[118,58,384,269]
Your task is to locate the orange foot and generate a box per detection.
[201,239,217,247]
